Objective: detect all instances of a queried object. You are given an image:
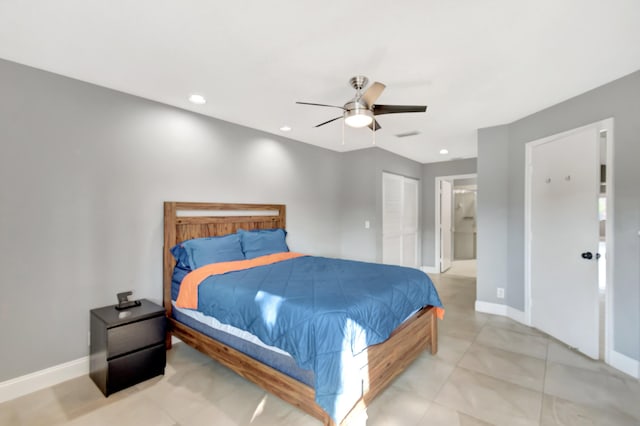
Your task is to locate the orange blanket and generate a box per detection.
[175,252,306,309]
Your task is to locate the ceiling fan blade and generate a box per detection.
[373,104,427,115]
[368,119,381,132]
[296,101,345,110]
[315,116,343,127]
[361,82,386,107]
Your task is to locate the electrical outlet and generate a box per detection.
[87,331,91,347]
[497,288,505,299]
[364,220,370,229]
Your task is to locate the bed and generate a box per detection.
[163,201,442,425]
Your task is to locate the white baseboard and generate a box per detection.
[475,300,507,316]
[0,337,184,404]
[0,356,89,404]
[609,349,640,379]
[421,266,439,274]
[475,300,527,325]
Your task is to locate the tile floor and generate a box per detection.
[444,260,477,278]
[1,273,639,425]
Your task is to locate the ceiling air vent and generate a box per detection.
[395,130,421,138]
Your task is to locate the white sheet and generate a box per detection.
[172,302,291,356]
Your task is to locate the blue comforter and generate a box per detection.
[195,255,442,422]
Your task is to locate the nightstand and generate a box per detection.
[89,299,166,396]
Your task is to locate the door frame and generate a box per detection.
[440,179,453,272]
[524,118,614,362]
[434,173,477,273]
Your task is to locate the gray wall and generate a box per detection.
[454,178,477,187]
[0,59,347,381]
[0,58,458,382]
[421,159,478,268]
[338,151,478,268]
[339,148,423,263]
[477,126,510,304]
[477,70,640,361]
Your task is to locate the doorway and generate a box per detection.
[435,173,477,275]
[451,178,477,277]
[525,118,613,361]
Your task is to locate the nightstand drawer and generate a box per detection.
[107,343,166,395]
[107,315,165,359]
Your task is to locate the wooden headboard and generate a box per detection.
[163,202,286,317]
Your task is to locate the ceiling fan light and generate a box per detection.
[344,109,373,128]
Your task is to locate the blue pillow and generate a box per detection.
[238,228,289,259]
[170,233,244,270]
[171,264,190,301]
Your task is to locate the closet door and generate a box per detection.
[383,173,403,266]
[402,178,419,267]
[383,172,419,267]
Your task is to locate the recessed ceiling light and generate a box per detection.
[280,125,292,132]
[188,94,206,105]
[439,148,449,155]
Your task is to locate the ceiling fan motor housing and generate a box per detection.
[349,75,369,91]
[344,100,373,127]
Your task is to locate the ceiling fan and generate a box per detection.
[296,75,427,132]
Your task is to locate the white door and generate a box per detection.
[402,178,419,267]
[383,173,419,267]
[530,127,600,359]
[383,173,403,266]
[440,180,453,272]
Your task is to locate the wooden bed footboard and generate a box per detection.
[167,306,437,426]
[163,202,439,425]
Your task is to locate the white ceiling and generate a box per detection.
[1,1,639,164]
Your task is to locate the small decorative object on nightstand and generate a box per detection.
[89,299,166,396]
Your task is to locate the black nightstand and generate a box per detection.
[89,299,166,396]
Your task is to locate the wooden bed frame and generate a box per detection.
[163,201,438,426]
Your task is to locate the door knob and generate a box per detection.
[581,252,593,260]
